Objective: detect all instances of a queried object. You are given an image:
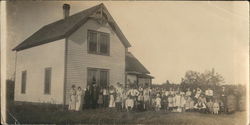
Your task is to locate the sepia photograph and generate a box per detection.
[1,1,249,124]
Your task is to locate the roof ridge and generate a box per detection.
[13,3,131,51]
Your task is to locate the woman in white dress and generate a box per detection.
[180,92,186,112]
[175,92,181,112]
[109,86,116,108]
[69,85,77,111]
[76,86,83,111]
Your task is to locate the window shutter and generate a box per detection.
[44,68,52,94]
[21,71,27,94]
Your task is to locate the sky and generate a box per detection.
[6,1,249,85]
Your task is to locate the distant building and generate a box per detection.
[13,3,153,105]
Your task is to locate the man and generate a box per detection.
[205,87,213,102]
[194,99,206,113]
[185,88,192,97]
[194,88,202,103]
[143,86,151,110]
[91,82,99,109]
[221,86,227,113]
[126,85,139,110]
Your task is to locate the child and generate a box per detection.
[115,92,122,111]
[97,89,104,108]
[213,99,220,114]
[168,94,174,112]
[125,95,134,111]
[206,99,214,114]
[155,94,161,111]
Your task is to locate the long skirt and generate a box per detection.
[76,96,82,111]
[69,95,76,110]
[109,95,115,108]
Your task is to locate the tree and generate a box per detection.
[166,80,170,85]
[180,68,224,90]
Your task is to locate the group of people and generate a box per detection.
[68,82,237,115]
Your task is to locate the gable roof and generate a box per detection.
[13,3,131,51]
[126,52,150,74]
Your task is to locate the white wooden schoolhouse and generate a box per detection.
[13,3,153,105]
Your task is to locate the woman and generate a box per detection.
[175,92,181,112]
[76,86,83,111]
[168,94,174,111]
[69,85,77,111]
[103,87,109,107]
[109,86,116,108]
[180,92,186,112]
[143,87,151,110]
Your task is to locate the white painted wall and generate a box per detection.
[14,39,65,104]
[66,19,126,104]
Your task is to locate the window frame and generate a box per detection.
[87,30,110,56]
[21,70,27,94]
[87,67,109,88]
[44,67,52,95]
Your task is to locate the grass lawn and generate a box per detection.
[8,103,247,125]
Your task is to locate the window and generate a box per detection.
[44,67,52,94]
[88,31,98,53]
[99,33,109,54]
[87,30,110,55]
[87,68,109,88]
[21,71,27,94]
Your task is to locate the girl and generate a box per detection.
[76,86,83,111]
[97,89,104,108]
[155,94,161,111]
[69,85,77,111]
[213,99,220,114]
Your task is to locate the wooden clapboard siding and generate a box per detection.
[65,19,126,104]
[14,39,65,104]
